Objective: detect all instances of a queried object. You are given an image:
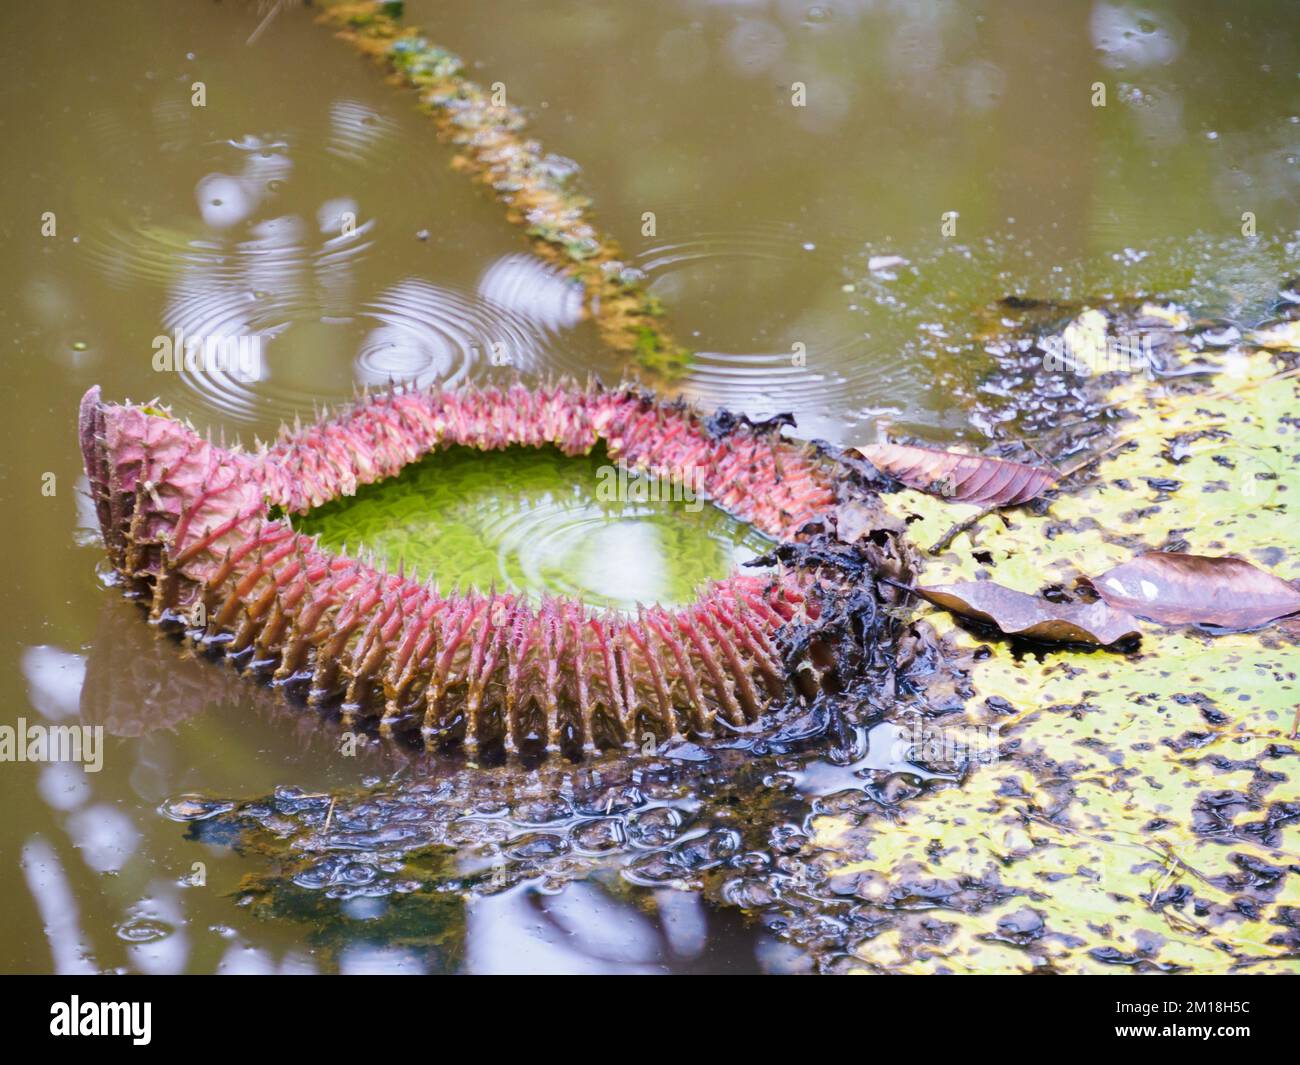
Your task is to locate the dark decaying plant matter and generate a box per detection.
[79,382,917,760]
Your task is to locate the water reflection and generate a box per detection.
[355,277,543,390]
[21,646,86,722]
[415,0,1298,444]
[20,838,98,975]
[66,803,140,874]
[476,254,585,339]
[468,884,664,974]
[38,763,91,813]
[1090,3,1186,70]
[217,945,319,975]
[295,445,773,610]
[633,209,917,441]
[51,14,604,432]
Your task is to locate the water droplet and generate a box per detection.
[115,917,172,943]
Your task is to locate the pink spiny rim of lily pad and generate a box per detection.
[79,381,862,759]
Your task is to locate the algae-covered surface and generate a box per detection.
[4,0,1300,974]
[806,334,1300,974]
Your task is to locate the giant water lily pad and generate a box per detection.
[807,341,1300,974]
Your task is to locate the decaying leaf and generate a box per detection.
[834,498,903,544]
[1090,552,1300,630]
[856,443,1057,506]
[913,581,1141,646]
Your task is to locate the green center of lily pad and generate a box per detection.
[293,444,773,610]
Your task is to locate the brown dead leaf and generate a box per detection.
[1089,552,1300,630]
[914,581,1141,646]
[856,443,1058,506]
[834,498,904,544]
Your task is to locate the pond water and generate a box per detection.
[1,0,1297,973]
[293,444,774,610]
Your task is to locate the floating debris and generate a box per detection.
[909,580,1141,647]
[1088,552,1300,632]
[855,443,1058,507]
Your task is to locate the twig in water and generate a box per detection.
[928,505,998,556]
[247,0,287,46]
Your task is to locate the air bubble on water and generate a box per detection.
[722,877,775,908]
[504,832,569,861]
[161,794,236,821]
[571,817,627,854]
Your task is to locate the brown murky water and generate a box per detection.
[2,0,1297,973]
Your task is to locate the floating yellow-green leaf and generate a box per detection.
[808,341,1300,974]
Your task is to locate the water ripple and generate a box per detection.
[632,209,921,444]
[326,99,400,164]
[355,277,550,392]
